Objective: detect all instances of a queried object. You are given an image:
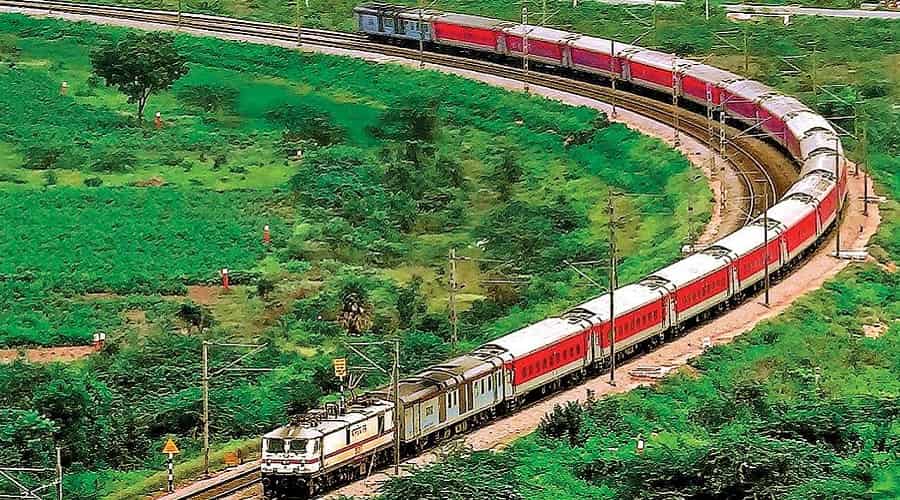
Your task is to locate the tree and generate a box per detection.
[177,302,213,333]
[397,276,427,329]
[337,284,373,335]
[91,32,189,121]
[538,401,585,447]
[256,277,276,301]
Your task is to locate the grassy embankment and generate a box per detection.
[0,14,708,498]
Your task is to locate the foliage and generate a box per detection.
[90,31,189,120]
[0,188,284,295]
[538,401,585,447]
[378,442,524,500]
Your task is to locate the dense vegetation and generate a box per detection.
[0,13,708,498]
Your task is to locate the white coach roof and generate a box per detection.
[503,24,578,43]
[627,48,677,69]
[483,317,585,358]
[574,284,661,321]
[680,62,742,84]
[764,198,816,228]
[712,225,769,256]
[650,252,729,287]
[784,172,836,202]
[570,35,636,55]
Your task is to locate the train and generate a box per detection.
[260,4,849,498]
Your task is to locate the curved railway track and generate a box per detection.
[0,2,800,498]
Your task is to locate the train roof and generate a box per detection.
[800,151,841,178]
[375,353,498,404]
[503,24,578,43]
[723,79,775,101]
[784,172,835,202]
[434,12,512,29]
[265,399,394,440]
[626,48,677,69]
[786,111,833,136]
[708,225,768,256]
[679,62,743,84]
[571,283,662,321]
[482,316,587,359]
[763,198,816,227]
[569,35,636,55]
[649,252,729,287]
[760,94,809,117]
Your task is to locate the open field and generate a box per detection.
[0,13,710,498]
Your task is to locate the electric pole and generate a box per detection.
[763,189,770,306]
[835,137,842,258]
[448,248,459,347]
[392,340,400,475]
[200,341,272,477]
[607,189,617,386]
[295,0,303,48]
[611,36,618,119]
[522,6,530,93]
[862,121,869,216]
[672,56,680,147]
[343,340,402,476]
[177,0,183,29]
[201,340,209,477]
[418,0,426,69]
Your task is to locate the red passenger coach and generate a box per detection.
[624,49,677,93]
[501,25,573,65]
[568,36,635,77]
[721,80,774,124]
[767,199,818,260]
[574,284,670,353]
[482,316,592,399]
[713,225,783,290]
[648,253,733,325]
[432,13,509,51]
[678,64,742,106]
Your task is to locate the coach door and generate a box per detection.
[730,266,739,297]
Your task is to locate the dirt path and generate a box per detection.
[330,167,880,497]
[0,345,97,364]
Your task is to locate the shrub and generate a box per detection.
[538,401,585,447]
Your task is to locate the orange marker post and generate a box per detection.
[221,268,230,291]
[154,112,163,129]
[263,225,271,245]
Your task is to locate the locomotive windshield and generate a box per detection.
[263,437,320,455]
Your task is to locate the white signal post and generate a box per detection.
[162,438,180,492]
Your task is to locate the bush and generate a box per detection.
[91,148,137,172]
[538,401,585,446]
[175,83,238,113]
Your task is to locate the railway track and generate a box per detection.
[0,2,796,498]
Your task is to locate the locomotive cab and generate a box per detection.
[261,427,323,476]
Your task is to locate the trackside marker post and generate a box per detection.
[60,81,68,96]
[221,268,230,291]
[162,438,180,492]
[154,112,163,129]
[263,225,271,245]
